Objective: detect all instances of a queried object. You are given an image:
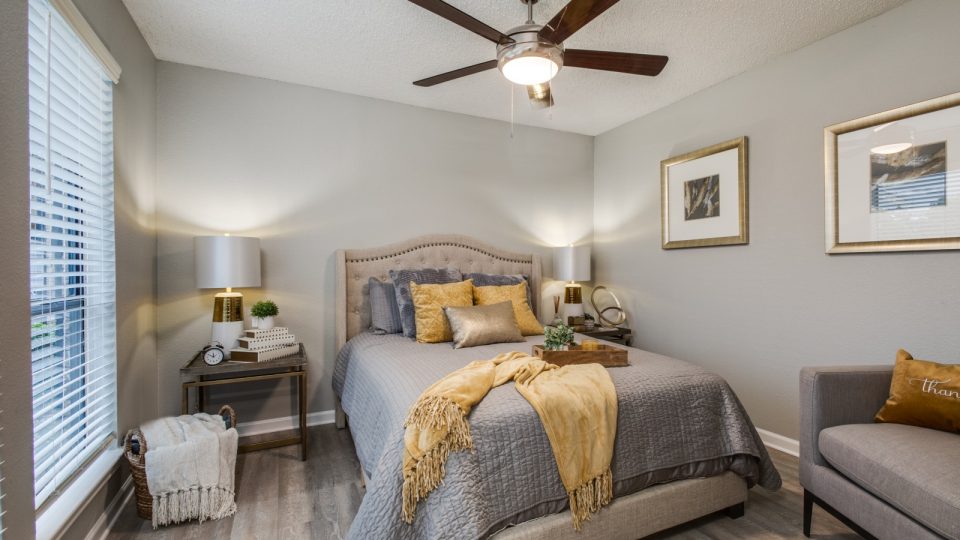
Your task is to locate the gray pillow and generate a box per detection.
[389,267,463,338]
[368,278,402,334]
[463,272,533,308]
[444,301,525,349]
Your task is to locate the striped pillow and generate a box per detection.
[368,278,402,334]
[389,267,463,338]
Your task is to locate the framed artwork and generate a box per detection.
[660,137,748,249]
[825,91,960,253]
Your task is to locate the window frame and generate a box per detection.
[26,0,122,525]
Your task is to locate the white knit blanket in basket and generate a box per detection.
[141,413,238,528]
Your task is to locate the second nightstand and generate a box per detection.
[577,326,632,346]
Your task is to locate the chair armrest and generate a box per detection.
[799,365,892,480]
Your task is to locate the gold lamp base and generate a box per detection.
[213,291,244,322]
[563,282,584,323]
[211,290,244,357]
[564,283,582,304]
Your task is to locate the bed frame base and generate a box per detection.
[335,396,347,429]
[490,472,748,539]
[724,501,745,519]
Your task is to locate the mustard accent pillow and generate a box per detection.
[473,281,543,336]
[875,349,960,434]
[410,279,474,343]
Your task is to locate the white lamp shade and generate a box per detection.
[554,245,591,282]
[194,236,262,289]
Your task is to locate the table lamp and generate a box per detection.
[554,244,591,324]
[195,235,261,357]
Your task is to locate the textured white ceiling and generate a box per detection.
[122,0,905,135]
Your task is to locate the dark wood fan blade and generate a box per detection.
[408,0,512,44]
[527,83,554,109]
[564,49,668,76]
[539,0,620,44]
[413,60,498,87]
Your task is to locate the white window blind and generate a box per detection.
[27,0,117,510]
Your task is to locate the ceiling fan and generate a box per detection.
[409,0,669,109]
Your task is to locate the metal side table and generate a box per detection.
[180,343,308,460]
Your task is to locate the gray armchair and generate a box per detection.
[800,366,959,540]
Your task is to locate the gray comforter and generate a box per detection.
[334,333,781,539]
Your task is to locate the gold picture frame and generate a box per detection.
[825,91,960,253]
[660,137,749,249]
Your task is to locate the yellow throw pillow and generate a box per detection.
[410,279,474,343]
[875,349,960,434]
[473,281,543,336]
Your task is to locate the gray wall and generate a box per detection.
[0,2,39,538]
[155,62,594,421]
[593,0,960,440]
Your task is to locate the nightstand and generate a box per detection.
[179,343,308,460]
[577,326,632,346]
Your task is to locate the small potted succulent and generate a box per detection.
[251,300,279,330]
[544,323,575,351]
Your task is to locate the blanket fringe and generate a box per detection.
[152,486,237,529]
[404,395,472,451]
[402,439,451,523]
[401,395,476,523]
[568,469,613,530]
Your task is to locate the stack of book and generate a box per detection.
[230,327,299,362]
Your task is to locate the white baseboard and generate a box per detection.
[85,475,134,540]
[235,409,335,437]
[756,428,799,457]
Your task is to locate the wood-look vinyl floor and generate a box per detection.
[106,425,859,540]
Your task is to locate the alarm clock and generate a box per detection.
[201,342,226,366]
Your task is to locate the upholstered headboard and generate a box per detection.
[335,235,542,351]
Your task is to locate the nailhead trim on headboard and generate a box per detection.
[346,242,532,264]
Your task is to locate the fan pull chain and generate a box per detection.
[548,80,554,121]
[510,83,515,139]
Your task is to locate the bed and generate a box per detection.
[334,235,780,539]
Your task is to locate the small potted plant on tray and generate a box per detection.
[544,323,575,351]
[251,300,279,330]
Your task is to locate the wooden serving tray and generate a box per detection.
[532,344,629,367]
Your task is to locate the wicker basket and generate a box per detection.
[124,405,238,521]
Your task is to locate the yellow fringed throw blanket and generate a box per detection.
[402,351,618,530]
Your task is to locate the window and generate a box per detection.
[27,0,117,509]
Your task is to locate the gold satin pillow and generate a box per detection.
[410,279,474,343]
[444,301,525,349]
[875,349,960,433]
[473,281,543,336]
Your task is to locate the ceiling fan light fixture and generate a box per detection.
[501,55,559,85]
[497,24,563,86]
